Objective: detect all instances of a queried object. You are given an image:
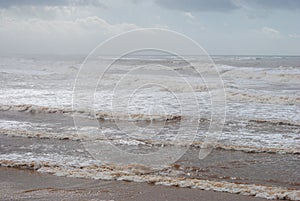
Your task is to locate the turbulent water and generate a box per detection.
[0,55,299,200]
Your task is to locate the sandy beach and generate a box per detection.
[0,167,276,201]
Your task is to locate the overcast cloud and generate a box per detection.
[155,0,300,12]
[0,0,104,8]
[0,0,299,55]
[155,0,239,12]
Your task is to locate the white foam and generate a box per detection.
[0,156,299,201]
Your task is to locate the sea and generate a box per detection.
[0,54,299,200]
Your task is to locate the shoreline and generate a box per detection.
[0,167,275,201]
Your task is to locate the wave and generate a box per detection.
[1,104,300,125]
[0,158,299,200]
[221,67,300,83]
[0,104,183,122]
[1,128,299,154]
[0,104,73,114]
[226,90,300,105]
[248,119,300,127]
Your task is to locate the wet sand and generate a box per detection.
[0,167,274,201]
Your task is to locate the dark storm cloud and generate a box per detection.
[0,0,104,8]
[155,0,300,12]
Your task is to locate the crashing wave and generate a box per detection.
[0,128,299,154]
[0,158,299,200]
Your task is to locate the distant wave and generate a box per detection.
[220,66,300,83]
[226,90,300,105]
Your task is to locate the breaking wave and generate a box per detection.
[220,66,300,83]
[1,104,300,125]
[0,127,299,154]
[0,157,299,200]
[226,90,300,105]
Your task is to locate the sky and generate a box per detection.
[0,0,299,55]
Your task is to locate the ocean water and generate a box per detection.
[0,55,299,200]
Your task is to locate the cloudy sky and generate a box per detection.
[0,0,299,55]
